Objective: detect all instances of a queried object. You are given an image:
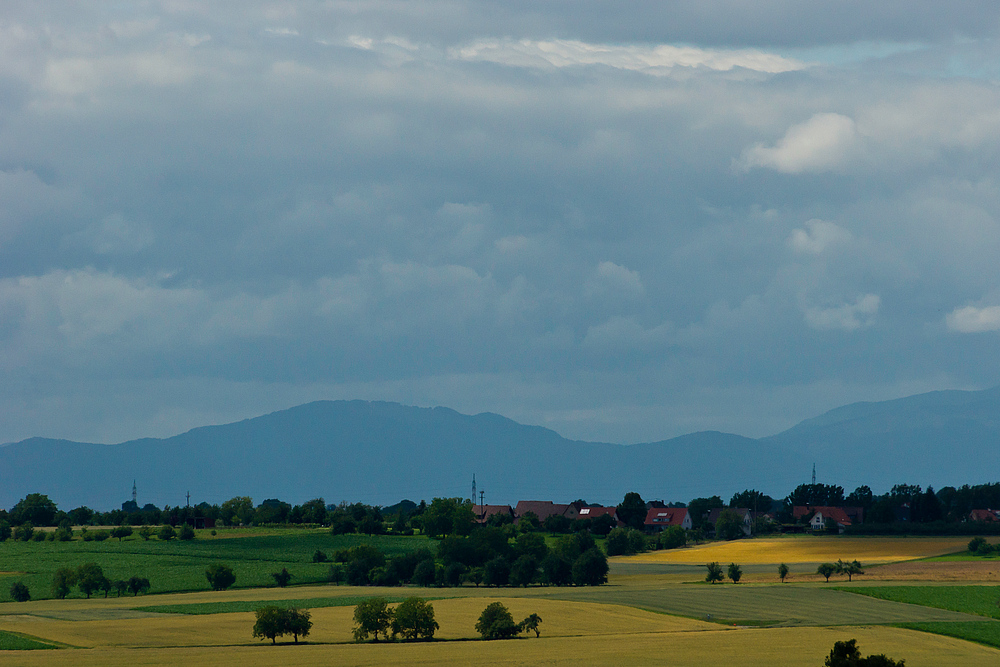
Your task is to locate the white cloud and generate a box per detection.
[946,305,1000,333]
[787,219,853,254]
[62,214,155,255]
[587,261,644,298]
[450,39,805,75]
[803,294,880,331]
[581,316,672,351]
[737,113,861,174]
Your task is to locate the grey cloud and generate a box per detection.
[1,2,1000,451]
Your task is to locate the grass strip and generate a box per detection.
[136,595,449,615]
[0,629,60,650]
[841,585,1000,619]
[896,621,1000,649]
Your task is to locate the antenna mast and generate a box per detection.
[811,463,816,485]
[471,474,476,504]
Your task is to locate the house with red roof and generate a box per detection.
[969,509,1000,522]
[474,504,515,524]
[574,505,621,525]
[643,507,692,532]
[793,506,861,533]
[514,500,580,523]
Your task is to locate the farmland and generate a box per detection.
[623,535,972,565]
[3,530,1000,665]
[0,529,426,600]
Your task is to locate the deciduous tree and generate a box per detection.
[705,561,724,584]
[353,597,392,642]
[778,563,790,583]
[475,601,519,640]
[391,597,438,640]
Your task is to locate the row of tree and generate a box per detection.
[350,598,540,643]
[9,480,1000,533]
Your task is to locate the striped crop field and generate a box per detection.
[623,536,970,565]
[0,597,719,649]
[2,625,997,666]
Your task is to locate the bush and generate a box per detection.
[157,525,176,541]
[659,526,687,550]
[391,597,439,641]
[111,525,133,542]
[272,567,292,588]
[178,523,195,540]
[0,520,10,541]
[10,581,30,602]
[824,638,905,666]
[127,576,151,596]
[13,523,34,541]
[206,564,236,591]
[32,530,47,541]
[138,526,153,541]
[475,601,520,640]
[312,549,328,563]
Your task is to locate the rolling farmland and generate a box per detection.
[3,531,1000,665]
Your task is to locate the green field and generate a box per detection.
[0,629,59,650]
[0,529,432,601]
[897,621,1000,649]
[844,585,1000,619]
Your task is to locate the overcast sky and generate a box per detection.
[3,1,1000,446]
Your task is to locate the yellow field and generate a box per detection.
[623,537,971,565]
[0,598,720,648]
[2,625,996,667]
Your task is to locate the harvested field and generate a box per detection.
[1,625,996,666]
[862,560,1000,581]
[623,537,970,565]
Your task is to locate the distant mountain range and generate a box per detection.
[3,387,1000,511]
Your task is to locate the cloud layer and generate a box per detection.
[1,2,999,466]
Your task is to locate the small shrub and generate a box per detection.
[210,529,217,536]
[272,567,292,588]
[206,564,236,591]
[178,523,195,540]
[32,530,47,542]
[91,530,110,542]
[138,526,153,541]
[13,523,34,541]
[10,581,30,602]
[312,549,328,563]
[158,525,176,541]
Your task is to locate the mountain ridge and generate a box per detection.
[3,388,1000,510]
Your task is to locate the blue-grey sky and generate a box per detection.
[3,1,1000,446]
